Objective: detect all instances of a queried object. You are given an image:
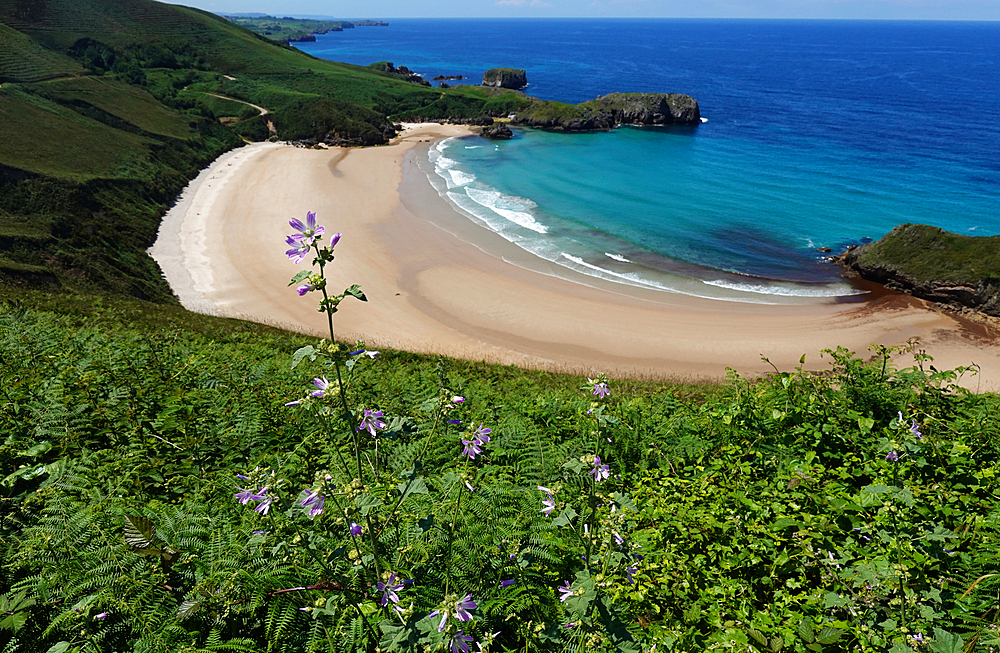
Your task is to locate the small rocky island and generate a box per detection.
[837,223,1000,318]
[509,92,700,131]
[482,68,527,89]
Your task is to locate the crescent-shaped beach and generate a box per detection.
[149,124,1000,389]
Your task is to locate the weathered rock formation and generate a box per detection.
[368,62,430,86]
[510,92,700,131]
[837,224,1000,317]
[480,122,513,140]
[482,68,527,89]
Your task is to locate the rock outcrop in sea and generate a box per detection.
[482,68,527,89]
[480,122,513,140]
[511,92,700,131]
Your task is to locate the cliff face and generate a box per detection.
[838,224,1000,317]
[511,93,700,131]
[482,68,527,89]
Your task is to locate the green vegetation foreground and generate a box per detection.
[2,212,998,653]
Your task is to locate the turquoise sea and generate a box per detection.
[296,19,1000,302]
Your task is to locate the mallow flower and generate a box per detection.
[357,409,386,437]
[288,211,324,243]
[589,456,610,482]
[310,376,331,398]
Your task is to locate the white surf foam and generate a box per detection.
[464,187,549,234]
[703,279,868,297]
[605,252,631,263]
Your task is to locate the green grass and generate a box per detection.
[0,23,86,83]
[0,85,160,180]
[33,76,199,140]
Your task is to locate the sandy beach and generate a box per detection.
[149,124,1000,390]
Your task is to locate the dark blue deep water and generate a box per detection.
[297,20,1000,302]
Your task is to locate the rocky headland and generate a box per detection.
[510,92,701,131]
[837,224,1000,318]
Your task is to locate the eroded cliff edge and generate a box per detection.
[837,224,1000,318]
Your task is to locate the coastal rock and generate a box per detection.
[433,74,464,81]
[368,61,431,86]
[480,122,513,140]
[510,92,700,131]
[837,224,1000,318]
[482,68,527,89]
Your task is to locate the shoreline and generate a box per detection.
[148,125,1000,390]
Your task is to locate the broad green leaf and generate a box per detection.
[290,345,316,369]
[124,515,157,549]
[46,644,71,653]
[797,618,815,643]
[816,627,844,645]
[355,493,383,515]
[551,506,578,528]
[396,477,429,501]
[343,284,367,301]
[21,441,53,457]
[858,416,875,433]
[930,628,965,653]
[287,270,311,286]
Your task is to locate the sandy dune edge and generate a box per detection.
[149,124,1000,390]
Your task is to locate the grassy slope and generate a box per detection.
[854,223,1000,285]
[0,23,87,83]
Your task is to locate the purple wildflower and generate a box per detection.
[301,491,325,517]
[558,581,574,603]
[357,409,387,437]
[911,420,923,440]
[589,456,610,482]
[886,451,899,462]
[285,235,310,264]
[452,396,465,404]
[296,283,312,296]
[254,491,274,515]
[377,573,404,607]
[465,481,475,492]
[310,376,331,398]
[350,522,362,537]
[461,438,482,460]
[364,350,378,358]
[455,594,477,622]
[288,211,324,243]
[95,612,108,620]
[449,631,475,653]
[540,490,556,517]
[501,579,515,588]
[593,382,610,399]
[472,423,491,445]
[614,532,625,546]
[235,487,258,504]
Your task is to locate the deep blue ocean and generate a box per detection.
[296,19,1000,302]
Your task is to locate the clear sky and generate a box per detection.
[170,0,999,21]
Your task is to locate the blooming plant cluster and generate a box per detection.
[222,212,646,651]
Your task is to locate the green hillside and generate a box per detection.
[0,0,528,299]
